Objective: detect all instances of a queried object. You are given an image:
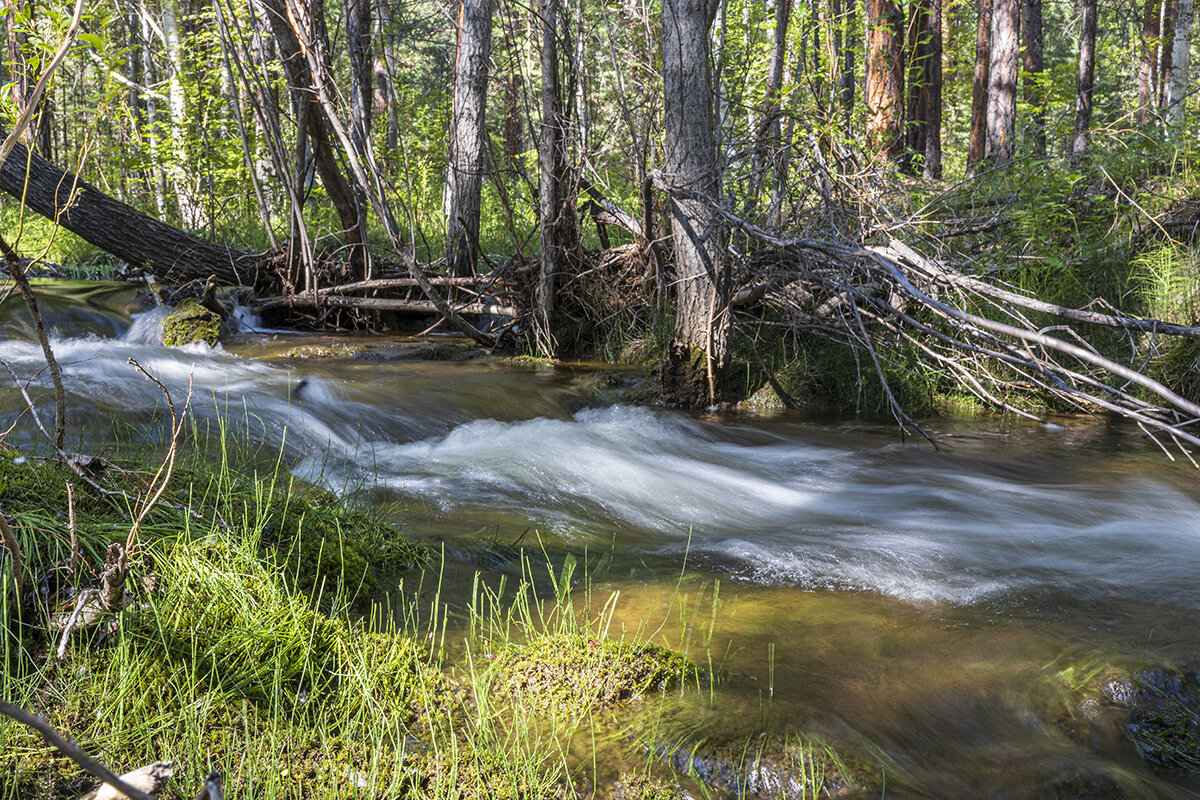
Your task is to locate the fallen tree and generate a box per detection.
[0,134,255,285]
[650,176,1200,462]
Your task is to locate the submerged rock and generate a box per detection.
[655,735,861,800]
[1106,665,1200,774]
[161,298,221,347]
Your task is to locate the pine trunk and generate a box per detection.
[866,0,904,163]
[536,0,566,354]
[1071,0,1098,158]
[967,0,992,171]
[1021,0,1044,154]
[985,0,1019,164]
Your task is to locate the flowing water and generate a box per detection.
[3,282,1200,798]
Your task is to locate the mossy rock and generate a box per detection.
[492,632,693,715]
[161,298,221,347]
[738,384,788,413]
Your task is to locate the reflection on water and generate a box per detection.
[3,283,1200,797]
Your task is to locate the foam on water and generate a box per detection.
[5,304,1200,609]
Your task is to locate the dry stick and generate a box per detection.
[0,235,66,450]
[66,481,78,574]
[0,701,158,800]
[0,513,24,602]
[125,360,192,555]
[867,251,1200,420]
[55,588,96,660]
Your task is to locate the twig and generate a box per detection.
[125,360,192,555]
[0,513,24,602]
[0,701,159,800]
[55,588,96,659]
[66,481,78,574]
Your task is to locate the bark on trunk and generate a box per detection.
[1071,0,1098,158]
[536,0,566,355]
[967,0,992,171]
[866,0,904,164]
[662,0,727,406]
[904,0,941,178]
[443,0,494,278]
[1138,0,1162,124]
[1021,0,1044,154]
[0,133,250,284]
[985,0,1019,164]
[1167,0,1194,124]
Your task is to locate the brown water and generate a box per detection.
[3,283,1200,798]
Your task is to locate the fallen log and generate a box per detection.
[0,133,254,285]
[257,293,519,317]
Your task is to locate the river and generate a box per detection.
[2,281,1200,798]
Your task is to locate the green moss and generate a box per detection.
[492,632,693,716]
[161,298,221,347]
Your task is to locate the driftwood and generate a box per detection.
[257,294,519,317]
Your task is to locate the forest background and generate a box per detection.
[1,0,1199,429]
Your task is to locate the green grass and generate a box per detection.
[0,445,719,800]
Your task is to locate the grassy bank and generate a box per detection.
[0,446,729,800]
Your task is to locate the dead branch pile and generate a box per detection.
[660,180,1200,462]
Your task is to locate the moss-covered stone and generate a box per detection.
[161,297,221,347]
[492,632,693,715]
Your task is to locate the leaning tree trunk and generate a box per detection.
[1137,0,1162,124]
[1167,0,1194,126]
[443,0,494,278]
[661,0,728,407]
[0,134,251,284]
[260,0,368,279]
[985,0,1019,164]
[967,0,992,171]
[866,0,904,164]
[1071,0,1098,158]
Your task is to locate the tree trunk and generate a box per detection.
[161,0,204,229]
[840,0,857,120]
[1167,0,1194,125]
[346,0,373,149]
[866,0,904,164]
[443,0,494,278]
[1021,0,1044,154]
[1071,0,1098,158]
[750,0,790,203]
[536,0,566,355]
[260,0,368,279]
[967,0,992,171]
[985,0,1019,164]
[662,0,727,406]
[904,0,941,178]
[0,134,251,284]
[1160,0,1177,109]
[1138,0,1162,124]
